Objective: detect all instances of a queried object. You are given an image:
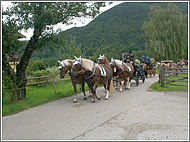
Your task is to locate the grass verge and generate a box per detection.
[149,73,188,92]
[2,80,89,116]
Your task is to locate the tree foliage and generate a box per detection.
[2,2,111,100]
[142,3,188,62]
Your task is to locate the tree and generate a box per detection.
[141,3,188,62]
[2,2,112,100]
[65,36,82,59]
[2,23,24,101]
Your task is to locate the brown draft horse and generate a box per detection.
[96,54,115,98]
[58,59,92,103]
[141,63,148,78]
[71,56,115,103]
[97,54,119,88]
[109,58,134,92]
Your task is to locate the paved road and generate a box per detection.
[2,75,188,140]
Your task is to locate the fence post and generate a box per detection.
[53,77,56,95]
[159,64,164,87]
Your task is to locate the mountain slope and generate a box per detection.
[64,2,188,56]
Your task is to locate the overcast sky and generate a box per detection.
[1,1,124,40]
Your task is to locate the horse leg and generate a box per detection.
[126,77,131,90]
[104,83,107,93]
[119,81,122,92]
[73,83,78,103]
[90,84,96,103]
[87,83,92,97]
[105,80,110,100]
[115,81,118,89]
[124,78,127,90]
[82,83,87,100]
[94,82,100,100]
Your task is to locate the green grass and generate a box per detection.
[2,80,89,116]
[149,73,188,92]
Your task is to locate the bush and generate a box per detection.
[32,70,49,77]
[47,66,59,75]
[26,60,46,75]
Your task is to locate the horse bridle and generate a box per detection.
[70,63,87,84]
[59,63,69,78]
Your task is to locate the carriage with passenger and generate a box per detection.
[132,59,146,85]
[140,58,156,78]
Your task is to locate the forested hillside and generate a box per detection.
[65,2,187,54]
[30,2,188,66]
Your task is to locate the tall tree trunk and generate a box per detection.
[15,27,41,100]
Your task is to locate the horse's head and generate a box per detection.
[109,57,116,68]
[70,56,83,77]
[109,58,118,75]
[98,54,105,64]
[58,60,68,79]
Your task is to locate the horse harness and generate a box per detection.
[114,63,132,81]
[69,64,113,85]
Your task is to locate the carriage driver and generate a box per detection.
[129,51,135,66]
[141,54,146,63]
[129,51,137,77]
[124,54,130,63]
[119,51,127,61]
[145,55,150,67]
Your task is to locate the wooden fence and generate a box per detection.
[26,74,71,95]
[159,65,188,87]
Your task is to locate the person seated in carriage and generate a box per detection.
[124,54,130,63]
[129,51,135,65]
[145,55,150,68]
[129,51,138,77]
[119,51,126,61]
[140,54,146,63]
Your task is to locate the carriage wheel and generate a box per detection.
[136,78,139,86]
[149,70,152,78]
[153,68,156,77]
[142,75,145,83]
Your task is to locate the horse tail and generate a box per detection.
[109,79,115,94]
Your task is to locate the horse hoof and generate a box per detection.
[83,97,87,100]
[73,100,77,103]
[97,97,101,100]
[105,97,108,100]
[91,99,95,103]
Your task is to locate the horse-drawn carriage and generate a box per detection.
[141,58,156,78]
[124,59,146,86]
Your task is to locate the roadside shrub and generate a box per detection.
[47,66,59,75]
[26,60,46,75]
[31,60,46,71]
[32,69,50,77]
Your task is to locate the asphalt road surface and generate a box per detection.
[2,75,188,140]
